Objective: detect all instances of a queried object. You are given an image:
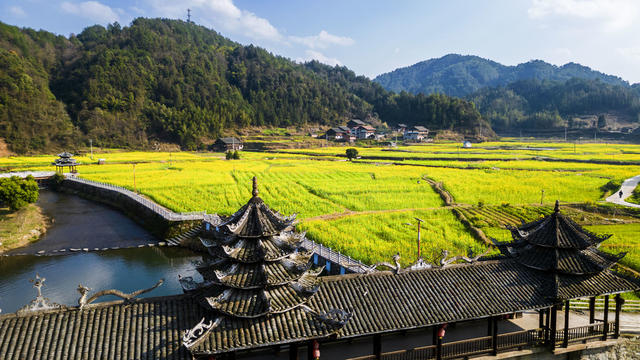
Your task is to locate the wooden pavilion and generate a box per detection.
[52,151,79,173]
[0,188,639,360]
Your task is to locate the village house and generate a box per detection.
[213,137,243,152]
[403,125,429,142]
[325,127,353,141]
[354,124,376,139]
[395,123,407,133]
[347,119,367,130]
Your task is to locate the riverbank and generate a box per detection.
[0,203,48,254]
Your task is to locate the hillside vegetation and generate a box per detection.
[374,54,629,97]
[0,19,491,153]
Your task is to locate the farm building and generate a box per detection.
[403,126,429,141]
[463,140,472,148]
[354,124,376,139]
[2,178,639,360]
[395,123,408,133]
[347,119,367,129]
[213,137,243,151]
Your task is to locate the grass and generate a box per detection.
[586,224,640,271]
[2,140,640,268]
[299,209,485,266]
[0,204,47,253]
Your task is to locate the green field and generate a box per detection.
[2,141,640,271]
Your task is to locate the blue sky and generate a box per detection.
[2,0,640,83]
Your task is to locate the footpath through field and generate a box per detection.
[606,175,640,208]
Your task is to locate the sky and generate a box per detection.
[2,0,640,83]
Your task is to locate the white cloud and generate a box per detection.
[528,0,638,31]
[9,5,26,17]
[616,47,640,61]
[298,50,342,66]
[146,0,281,41]
[61,1,120,23]
[290,30,354,49]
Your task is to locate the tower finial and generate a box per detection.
[554,200,559,213]
[252,176,259,197]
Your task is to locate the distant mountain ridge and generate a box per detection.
[374,54,630,97]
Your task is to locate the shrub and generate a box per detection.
[346,148,358,160]
[233,151,240,160]
[226,151,233,160]
[0,176,39,211]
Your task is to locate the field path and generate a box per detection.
[606,175,640,208]
[303,206,459,222]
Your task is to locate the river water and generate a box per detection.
[0,191,203,313]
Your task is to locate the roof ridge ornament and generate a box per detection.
[252,176,259,197]
[17,273,64,315]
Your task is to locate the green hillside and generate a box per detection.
[0,19,491,153]
[373,54,630,97]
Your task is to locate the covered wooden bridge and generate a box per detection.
[0,180,638,360]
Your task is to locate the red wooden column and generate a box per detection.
[614,294,623,339]
[602,295,610,341]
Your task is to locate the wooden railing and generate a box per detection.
[497,329,545,351]
[570,298,640,312]
[348,324,615,360]
[555,323,614,344]
[65,176,206,221]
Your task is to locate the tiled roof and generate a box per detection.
[217,137,241,144]
[2,258,638,358]
[496,201,634,299]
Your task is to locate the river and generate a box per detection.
[0,190,203,313]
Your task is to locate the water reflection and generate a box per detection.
[8,190,158,255]
[0,247,203,313]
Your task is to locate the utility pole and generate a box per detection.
[89,139,93,159]
[540,189,545,205]
[564,127,567,142]
[187,9,191,23]
[404,217,424,260]
[594,129,597,142]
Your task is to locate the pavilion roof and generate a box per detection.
[1,255,639,358]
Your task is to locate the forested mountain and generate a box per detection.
[0,19,491,153]
[468,78,640,130]
[374,54,630,97]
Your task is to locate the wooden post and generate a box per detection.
[492,316,498,355]
[545,307,551,343]
[538,309,544,329]
[432,325,438,345]
[563,300,570,348]
[307,340,314,360]
[436,335,442,360]
[549,305,557,351]
[289,343,298,360]
[589,297,596,326]
[487,317,493,336]
[373,334,381,360]
[602,295,609,341]
[614,294,623,339]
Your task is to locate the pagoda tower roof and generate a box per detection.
[180,177,349,348]
[495,200,628,300]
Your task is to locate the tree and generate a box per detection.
[232,150,240,159]
[0,176,39,211]
[597,114,607,128]
[225,151,233,160]
[346,148,358,161]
